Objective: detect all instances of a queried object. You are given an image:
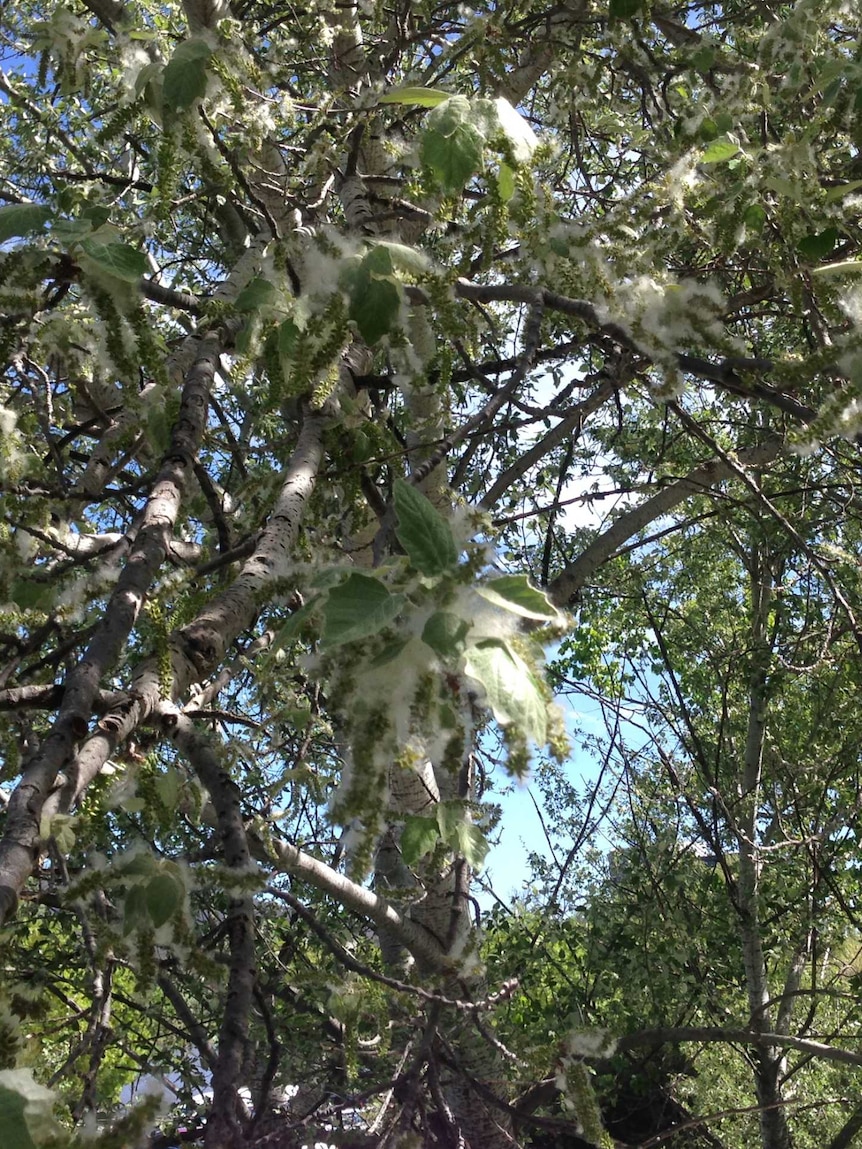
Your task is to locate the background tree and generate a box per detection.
[1,1,862,1147]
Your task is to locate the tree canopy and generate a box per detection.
[2,1,862,1147]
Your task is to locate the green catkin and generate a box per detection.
[96,100,141,144]
[86,283,139,382]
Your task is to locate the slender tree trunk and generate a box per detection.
[737,546,793,1149]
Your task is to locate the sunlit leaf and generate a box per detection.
[477,575,561,622]
[401,815,441,863]
[393,479,459,576]
[379,87,450,107]
[464,639,547,745]
[322,573,404,647]
[79,239,147,281]
[235,276,277,312]
[422,611,470,657]
[700,138,740,164]
[162,38,212,113]
[0,204,51,244]
[421,96,486,191]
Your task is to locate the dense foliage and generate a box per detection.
[1,0,862,1146]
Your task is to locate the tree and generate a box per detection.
[1,0,862,1147]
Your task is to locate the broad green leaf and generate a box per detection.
[349,247,402,344]
[0,1070,59,1149]
[798,227,838,261]
[162,38,212,114]
[123,885,149,935]
[350,275,401,344]
[155,766,181,811]
[0,203,51,244]
[421,611,470,657]
[393,479,459,576]
[691,46,716,73]
[278,317,300,359]
[477,575,560,621]
[81,205,112,228]
[498,162,516,202]
[742,203,767,231]
[463,639,547,745]
[235,276,277,312]
[370,637,410,666]
[40,814,75,854]
[421,96,486,191]
[79,239,147,281]
[367,240,431,275]
[825,180,862,203]
[700,138,740,164]
[119,852,157,878]
[322,573,404,647]
[401,815,440,864]
[435,800,462,840]
[0,1087,36,1149]
[9,578,54,611]
[146,873,183,928]
[379,87,450,107]
[450,821,488,869]
[812,259,862,276]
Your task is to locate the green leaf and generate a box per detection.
[350,276,401,345]
[498,162,516,202]
[79,239,147,281]
[0,1086,35,1149]
[369,637,410,667]
[278,317,300,359]
[235,276,277,312]
[162,38,212,114]
[609,0,642,18]
[9,579,54,611]
[421,611,470,658]
[401,815,441,864]
[798,227,838,261]
[146,873,183,928]
[700,138,740,164]
[81,205,112,228]
[435,800,462,840]
[421,96,486,191]
[379,86,450,107]
[0,1070,59,1149]
[691,46,716,74]
[811,259,862,277]
[393,479,459,576]
[477,575,560,622]
[123,885,149,935]
[322,573,404,648]
[119,852,157,878]
[463,639,547,745]
[367,240,431,275]
[155,766,181,811]
[742,203,767,231]
[0,203,51,244]
[40,815,76,854]
[450,821,488,869]
[348,247,402,344]
[825,180,862,203]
